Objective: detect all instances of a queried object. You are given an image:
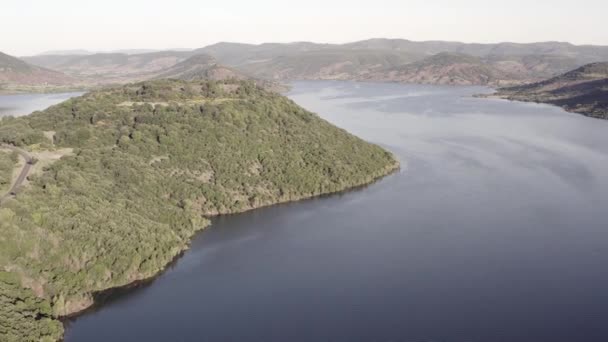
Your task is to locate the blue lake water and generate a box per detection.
[0,92,83,117]
[43,81,608,341]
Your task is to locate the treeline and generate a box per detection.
[0,79,398,341]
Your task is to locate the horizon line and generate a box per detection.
[15,37,608,57]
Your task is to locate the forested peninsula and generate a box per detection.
[0,79,398,341]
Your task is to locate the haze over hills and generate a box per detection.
[36,48,194,56]
[155,54,252,81]
[19,50,280,90]
[484,54,580,80]
[362,52,582,86]
[21,39,608,88]
[0,52,75,91]
[192,39,608,66]
[23,51,194,83]
[155,54,284,91]
[192,42,337,66]
[216,40,598,85]
[237,49,423,81]
[37,49,92,56]
[342,39,608,63]
[490,62,608,119]
[363,52,515,86]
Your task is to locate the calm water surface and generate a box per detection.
[64,81,608,342]
[0,92,83,117]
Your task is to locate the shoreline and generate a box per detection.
[0,86,91,96]
[58,158,400,338]
[476,92,607,120]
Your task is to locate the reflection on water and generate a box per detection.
[64,81,608,342]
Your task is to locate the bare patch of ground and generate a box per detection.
[247,160,263,176]
[195,170,214,183]
[117,98,237,107]
[148,155,169,165]
[24,148,74,186]
[43,131,56,143]
[9,154,25,187]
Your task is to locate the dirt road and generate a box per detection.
[0,144,33,204]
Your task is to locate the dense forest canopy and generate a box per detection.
[0,79,398,341]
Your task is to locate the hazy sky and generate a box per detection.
[2,0,607,56]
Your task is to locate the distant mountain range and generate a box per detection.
[19,39,608,88]
[22,50,195,83]
[36,48,194,56]
[190,39,608,85]
[2,50,270,91]
[0,38,606,93]
[361,52,584,86]
[193,39,608,67]
[490,62,608,119]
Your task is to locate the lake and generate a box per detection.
[0,92,83,117]
[27,81,608,341]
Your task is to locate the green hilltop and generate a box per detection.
[0,79,398,341]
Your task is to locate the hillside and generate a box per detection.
[238,49,423,81]
[23,51,194,83]
[155,54,252,81]
[197,39,608,66]
[485,54,579,80]
[363,52,515,85]
[155,54,285,91]
[20,39,608,87]
[490,62,608,119]
[193,42,335,66]
[359,52,582,86]
[342,39,608,63]
[0,79,398,341]
[198,40,608,85]
[0,52,75,91]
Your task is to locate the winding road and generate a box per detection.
[0,144,33,204]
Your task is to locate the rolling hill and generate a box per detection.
[237,49,423,81]
[484,54,580,79]
[363,52,515,85]
[490,62,608,119]
[154,54,285,91]
[362,52,582,86]
[23,50,194,83]
[198,40,608,85]
[0,52,75,90]
[342,38,608,64]
[192,42,335,66]
[155,54,251,81]
[20,39,608,87]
